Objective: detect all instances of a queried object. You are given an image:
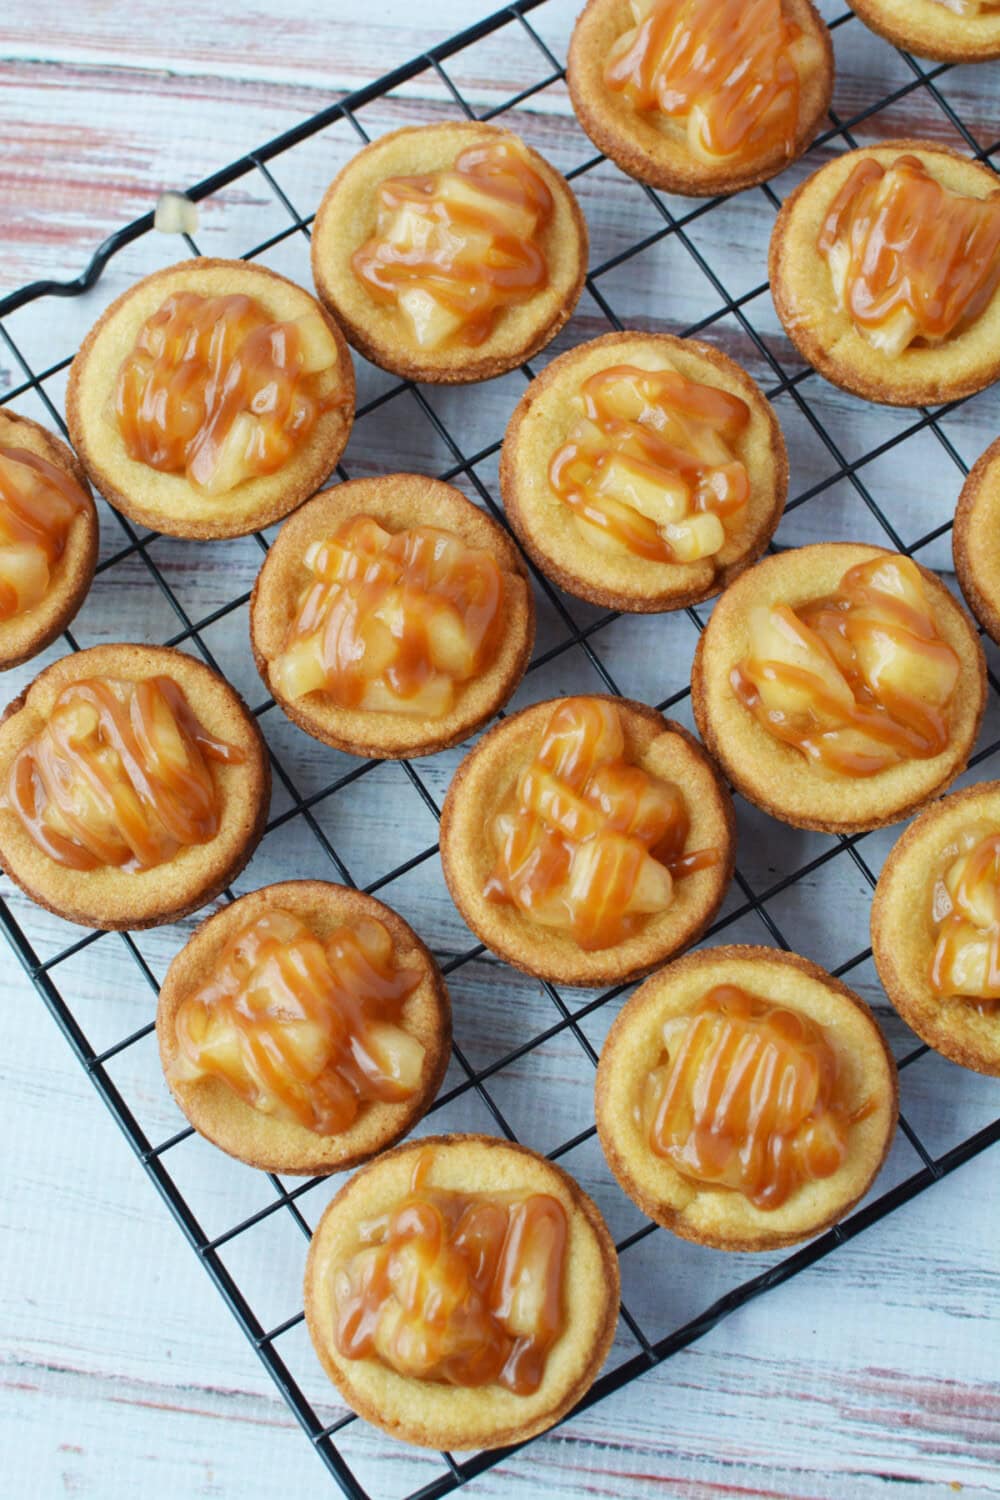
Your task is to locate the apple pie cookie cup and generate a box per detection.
[596,945,898,1251]
[849,0,1000,64]
[250,473,535,760]
[310,122,588,384]
[500,331,788,613]
[157,880,451,1174]
[439,694,736,989]
[872,782,1000,1077]
[953,435,1000,645]
[567,0,833,197]
[304,1134,620,1450]
[66,258,355,540]
[0,410,99,670]
[0,643,270,930]
[770,142,1000,407]
[692,542,986,834]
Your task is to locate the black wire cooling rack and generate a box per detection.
[2,2,1000,1496]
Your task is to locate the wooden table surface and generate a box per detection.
[2,3,999,1498]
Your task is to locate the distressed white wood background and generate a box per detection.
[1,2,999,1497]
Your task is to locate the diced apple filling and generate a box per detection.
[171,909,425,1132]
[550,363,750,565]
[272,515,504,719]
[114,293,339,496]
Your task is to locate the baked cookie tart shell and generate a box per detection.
[849,0,1000,63]
[250,474,535,760]
[0,643,270,930]
[770,142,1000,407]
[310,122,588,385]
[439,694,736,988]
[596,944,899,1251]
[500,331,789,613]
[0,410,98,670]
[692,542,986,834]
[872,782,1000,1077]
[157,880,452,1174]
[567,0,833,197]
[953,435,1000,645]
[66,258,355,540]
[304,1134,620,1450]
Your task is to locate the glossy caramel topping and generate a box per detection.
[114,290,341,495]
[170,908,425,1133]
[605,0,805,164]
[271,513,505,719]
[351,139,553,350]
[933,0,1000,14]
[3,675,243,871]
[549,362,751,565]
[332,1151,567,1394]
[819,155,1000,355]
[732,554,961,778]
[484,698,719,950]
[641,984,860,1209]
[930,824,1000,1010]
[0,446,87,622]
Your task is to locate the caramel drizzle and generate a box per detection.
[332,1150,567,1394]
[351,140,553,347]
[819,155,1000,346]
[731,555,960,778]
[172,908,424,1134]
[115,291,334,493]
[484,698,719,951]
[643,984,868,1210]
[4,676,243,871]
[548,363,750,564]
[0,446,86,622]
[930,827,1000,1012]
[274,514,505,714]
[605,0,803,162]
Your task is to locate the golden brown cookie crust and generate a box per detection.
[66,258,355,540]
[250,474,535,759]
[953,435,1000,644]
[849,0,1000,63]
[439,694,736,988]
[304,1133,620,1450]
[310,123,588,385]
[691,542,986,834]
[871,782,1000,1076]
[770,141,1000,407]
[0,643,270,930]
[0,410,99,670]
[500,331,789,613]
[567,0,833,197]
[596,944,899,1251]
[157,880,451,1174]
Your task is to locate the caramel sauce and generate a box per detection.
[332,1150,567,1394]
[484,698,720,950]
[641,984,866,1209]
[818,155,1000,353]
[0,446,87,622]
[548,363,751,564]
[170,907,425,1133]
[604,0,804,163]
[271,514,505,719]
[114,291,341,495]
[731,553,961,777]
[3,676,243,871]
[351,139,553,350]
[930,824,1000,1013]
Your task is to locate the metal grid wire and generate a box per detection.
[2,2,1000,1495]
